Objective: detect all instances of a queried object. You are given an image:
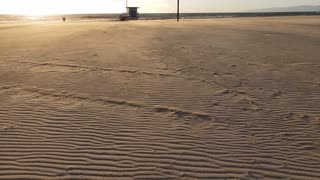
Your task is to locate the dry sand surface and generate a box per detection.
[0,16,320,179]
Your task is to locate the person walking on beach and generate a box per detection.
[62,17,66,22]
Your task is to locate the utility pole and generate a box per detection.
[177,0,180,22]
[126,0,128,14]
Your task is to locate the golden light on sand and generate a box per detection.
[2,0,124,15]
[1,9,320,179]
[25,15,45,21]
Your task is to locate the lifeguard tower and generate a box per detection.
[127,7,139,20]
[120,0,139,21]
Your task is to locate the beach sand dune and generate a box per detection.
[0,16,320,179]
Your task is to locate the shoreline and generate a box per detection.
[1,15,320,30]
[1,12,320,24]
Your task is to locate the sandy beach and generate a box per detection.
[0,16,320,179]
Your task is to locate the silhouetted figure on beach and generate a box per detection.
[62,17,66,22]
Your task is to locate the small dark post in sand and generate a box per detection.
[62,17,66,22]
[177,0,180,22]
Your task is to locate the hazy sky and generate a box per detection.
[0,0,320,14]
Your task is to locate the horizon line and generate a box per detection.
[1,11,320,16]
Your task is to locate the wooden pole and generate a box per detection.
[177,0,180,22]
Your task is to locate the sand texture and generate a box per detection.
[0,16,320,179]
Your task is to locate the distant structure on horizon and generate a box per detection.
[127,7,139,20]
[247,5,320,12]
[120,0,139,21]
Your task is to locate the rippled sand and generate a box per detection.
[0,16,320,179]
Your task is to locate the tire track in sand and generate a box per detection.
[0,84,213,121]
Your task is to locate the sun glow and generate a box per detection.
[0,0,125,15]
